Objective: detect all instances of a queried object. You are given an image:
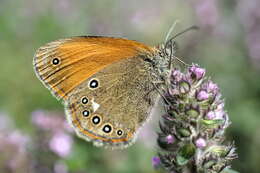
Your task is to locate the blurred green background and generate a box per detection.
[0,0,260,173]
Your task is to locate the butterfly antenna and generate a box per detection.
[167,25,199,42]
[165,25,199,68]
[164,20,179,43]
[173,56,190,66]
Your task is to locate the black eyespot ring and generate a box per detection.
[103,124,112,133]
[82,110,90,117]
[52,58,60,65]
[81,97,88,104]
[92,116,101,125]
[89,79,99,89]
[117,130,123,136]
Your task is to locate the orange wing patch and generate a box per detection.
[33,36,156,100]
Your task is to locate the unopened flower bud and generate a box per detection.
[195,138,207,148]
[179,81,190,94]
[152,156,161,168]
[166,135,175,144]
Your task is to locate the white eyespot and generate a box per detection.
[92,115,101,125]
[88,78,99,90]
[117,129,123,136]
[52,57,60,65]
[91,98,100,112]
[82,110,90,117]
[103,124,112,133]
[81,96,89,104]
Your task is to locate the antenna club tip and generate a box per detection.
[191,25,200,30]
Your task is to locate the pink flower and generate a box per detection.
[31,110,67,132]
[206,111,216,120]
[49,132,73,158]
[237,0,260,68]
[192,0,219,29]
[54,161,68,173]
[195,138,207,148]
[189,65,205,80]
[214,103,225,119]
[197,90,209,101]
[152,156,161,168]
[7,131,29,148]
[205,81,219,95]
[214,109,225,120]
[171,69,183,82]
[166,135,175,144]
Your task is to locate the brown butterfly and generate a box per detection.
[33,29,189,148]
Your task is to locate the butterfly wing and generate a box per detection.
[33,36,158,148]
[33,36,156,100]
[65,57,158,148]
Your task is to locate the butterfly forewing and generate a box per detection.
[33,36,156,100]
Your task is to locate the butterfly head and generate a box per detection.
[141,39,177,80]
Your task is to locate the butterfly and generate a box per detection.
[33,31,185,148]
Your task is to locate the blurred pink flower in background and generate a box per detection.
[246,32,260,67]
[31,110,74,158]
[7,130,30,152]
[49,132,73,158]
[237,0,260,68]
[0,114,30,152]
[31,110,73,133]
[54,161,68,173]
[190,0,219,29]
[0,114,32,173]
[131,10,160,31]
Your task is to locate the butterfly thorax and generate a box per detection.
[143,44,172,85]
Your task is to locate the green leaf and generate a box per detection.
[168,110,178,117]
[201,119,224,128]
[203,160,216,169]
[176,155,189,166]
[179,81,190,94]
[177,128,191,137]
[208,145,227,157]
[221,168,240,173]
[176,144,196,166]
[186,108,199,118]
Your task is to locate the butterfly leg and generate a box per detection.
[142,80,163,104]
[143,81,171,105]
[151,82,172,105]
[143,87,156,105]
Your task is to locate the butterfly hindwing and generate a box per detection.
[65,57,158,148]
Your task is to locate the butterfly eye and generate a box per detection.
[82,110,90,117]
[143,57,153,63]
[88,79,99,89]
[103,124,112,133]
[117,129,123,136]
[81,96,89,104]
[92,115,101,125]
[52,58,60,65]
